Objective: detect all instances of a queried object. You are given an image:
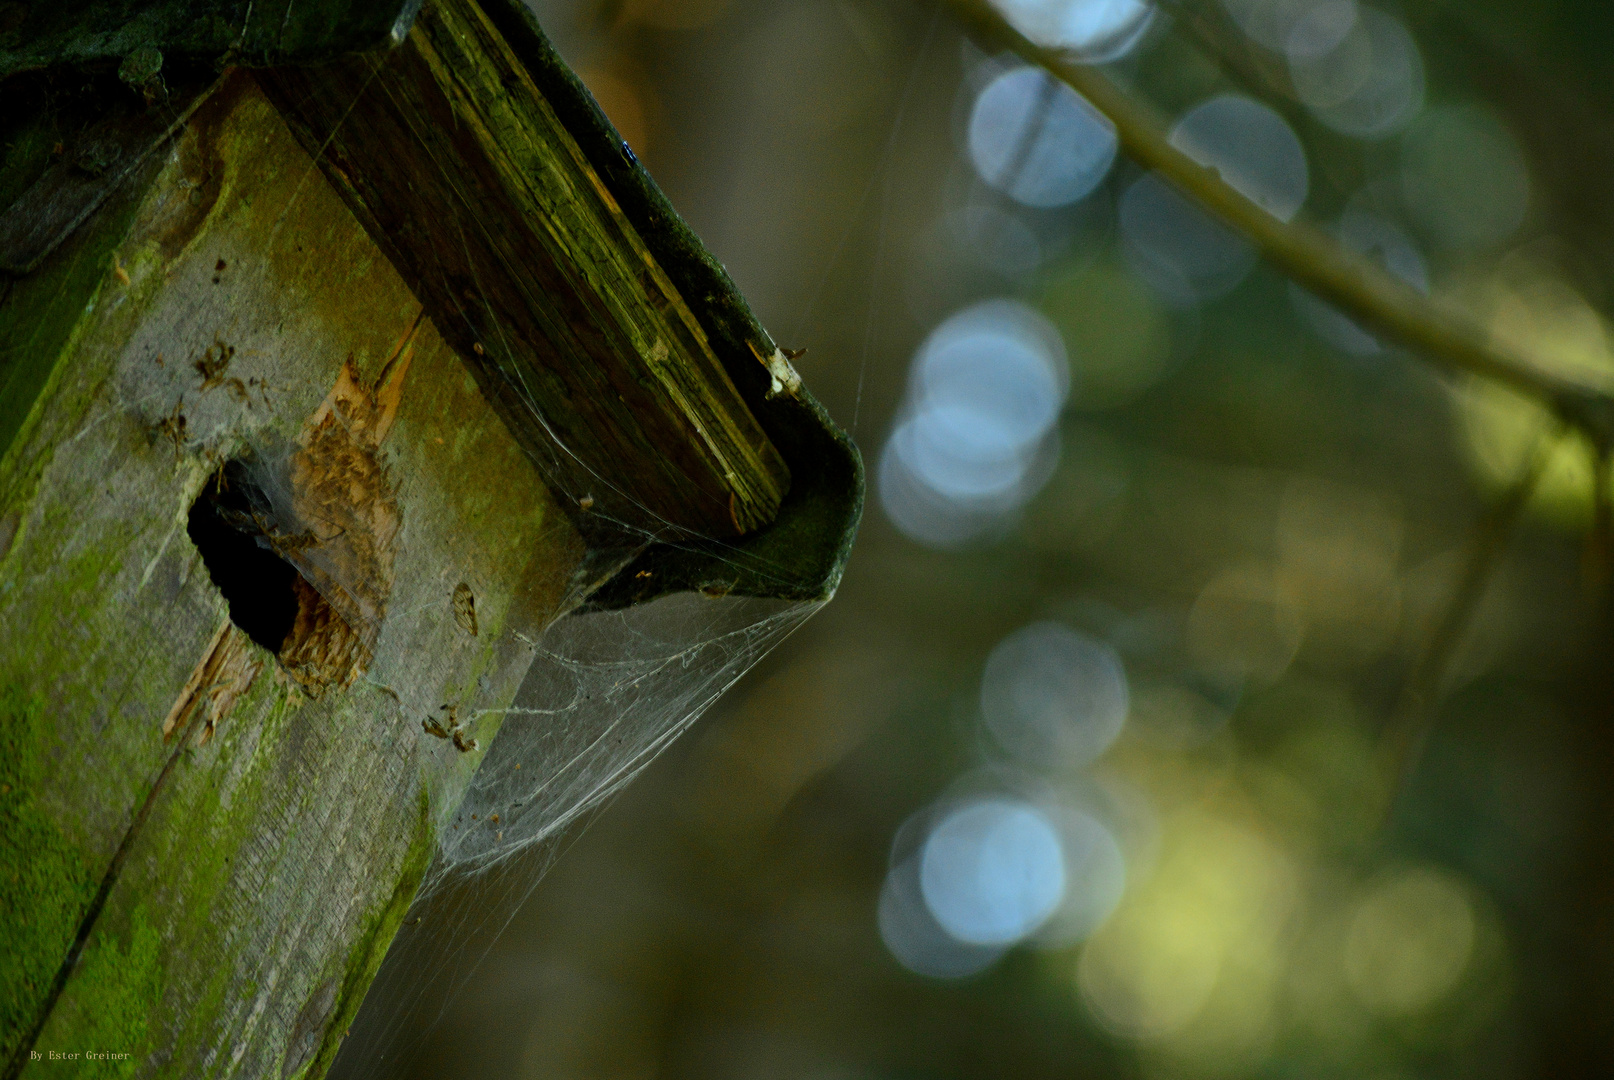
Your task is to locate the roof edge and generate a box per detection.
[473,0,863,608]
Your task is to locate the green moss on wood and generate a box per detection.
[113,671,313,1074]
[34,906,163,1079]
[1,73,590,1079]
[0,689,95,1064]
[302,788,435,1080]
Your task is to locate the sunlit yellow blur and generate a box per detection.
[1066,676,1504,1076]
[1343,866,1478,1017]
[1459,264,1614,529]
[1077,807,1296,1073]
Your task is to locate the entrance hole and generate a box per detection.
[187,461,300,653]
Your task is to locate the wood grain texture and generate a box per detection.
[0,76,594,1078]
[259,0,790,541]
[0,79,210,275]
[0,0,422,79]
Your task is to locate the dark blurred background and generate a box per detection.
[358,0,1614,1075]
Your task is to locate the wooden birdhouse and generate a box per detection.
[0,1,860,1075]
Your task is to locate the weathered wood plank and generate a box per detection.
[0,0,422,78]
[0,79,213,276]
[0,75,593,1078]
[465,0,866,607]
[259,0,790,541]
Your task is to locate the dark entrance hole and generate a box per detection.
[187,460,300,653]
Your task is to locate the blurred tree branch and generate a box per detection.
[941,0,1614,831]
[1156,0,1614,312]
[945,0,1614,451]
[1381,427,1556,823]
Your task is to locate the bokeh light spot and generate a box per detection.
[1284,0,1358,59]
[880,300,1069,546]
[1121,96,1306,304]
[1078,811,1296,1041]
[1169,95,1309,222]
[920,799,1067,946]
[981,621,1129,768]
[991,0,1157,61]
[889,407,1033,500]
[1343,867,1477,1016]
[1289,7,1424,137]
[1221,0,1356,54]
[1459,271,1614,530]
[914,317,1067,450]
[968,67,1118,209]
[1037,808,1127,943]
[880,854,1006,978]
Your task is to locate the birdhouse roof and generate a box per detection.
[0,0,862,606]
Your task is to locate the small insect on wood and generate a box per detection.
[452,581,478,636]
[422,704,478,753]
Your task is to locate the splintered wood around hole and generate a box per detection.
[257,0,790,539]
[279,577,370,697]
[161,623,263,745]
[272,358,408,694]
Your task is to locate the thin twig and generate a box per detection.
[1380,427,1558,821]
[944,0,1614,446]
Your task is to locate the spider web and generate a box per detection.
[323,590,819,1080]
[435,593,818,877]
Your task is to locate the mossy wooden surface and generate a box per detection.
[0,1,862,1073]
[0,75,593,1078]
[458,0,863,606]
